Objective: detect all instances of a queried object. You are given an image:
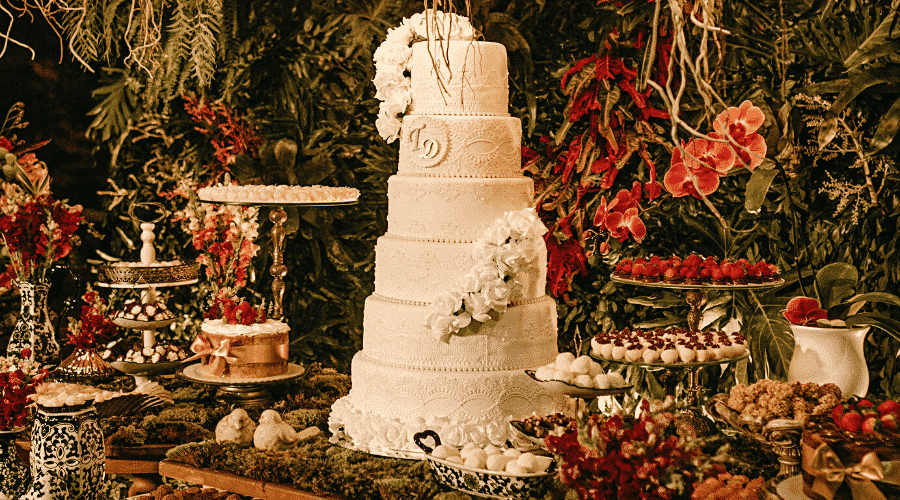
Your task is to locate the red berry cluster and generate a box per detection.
[832,398,900,434]
[613,254,780,285]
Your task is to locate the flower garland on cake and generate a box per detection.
[373,10,476,143]
[425,208,547,342]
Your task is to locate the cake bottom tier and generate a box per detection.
[328,353,565,458]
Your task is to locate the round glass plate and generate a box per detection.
[180,362,305,385]
[109,359,194,376]
[198,198,358,207]
[112,317,176,330]
[611,275,784,290]
[589,351,750,369]
[524,369,632,398]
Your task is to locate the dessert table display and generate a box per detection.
[587,258,784,433]
[96,202,200,386]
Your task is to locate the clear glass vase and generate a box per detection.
[7,280,60,366]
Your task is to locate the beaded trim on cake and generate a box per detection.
[372,293,546,308]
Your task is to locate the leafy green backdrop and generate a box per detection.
[1,0,898,402]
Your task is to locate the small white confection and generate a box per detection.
[516,452,537,471]
[552,369,572,384]
[446,455,464,465]
[695,348,710,362]
[503,448,522,458]
[462,442,480,453]
[611,345,627,359]
[642,348,660,363]
[533,455,554,473]
[593,373,611,389]
[588,361,603,378]
[678,346,697,363]
[464,454,486,469]
[432,444,458,459]
[574,374,593,388]
[486,453,513,472]
[712,346,727,359]
[483,444,501,457]
[215,408,257,445]
[505,462,528,474]
[535,365,556,381]
[555,352,575,372]
[607,372,626,388]
[254,409,300,451]
[142,347,154,356]
[590,337,604,356]
[660,348,679,364]
[625,348,643,362]
[569,355,592,375]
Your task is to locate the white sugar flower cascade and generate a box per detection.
[373,10,476,143]
[425,208,548,343]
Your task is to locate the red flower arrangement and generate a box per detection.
[546,400,702,500]
[183,96,263,184]
[0,104,83,287]
[203,290,267,325]
[0,349,49,430]
[65,290,118,349]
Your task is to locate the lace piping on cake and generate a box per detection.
[383,233,476,244]
[358,352,547,372]
[372,293,546,308]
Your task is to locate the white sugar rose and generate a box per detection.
[464,292,492,322]
[516,236,543,263]
[432,290,463,316]
[506,209,544,239]
[495,244,525,274]
[481,222,511,247]
[375,112,403,144]
[451,311,472,331]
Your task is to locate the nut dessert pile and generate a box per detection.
[725,379,841,424]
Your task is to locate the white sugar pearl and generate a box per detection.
[464,454,486,469]
[552,370,572,384]
[516,452,537,471]
[588,361,603,377]
[505,463,528,474]
[535,366,555,381]
[503,448,522,458]
[574,374,593,388]
[432,445,457,459]
[555,352,575,371]
[462,442,480,452]
[570,355,592,375]
[445,455,464,465]
[486,454,512,472]
[483,444,501,457]
[593,373,610,389]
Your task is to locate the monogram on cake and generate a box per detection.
[328,10,564,458]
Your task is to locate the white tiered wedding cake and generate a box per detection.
[329,13,563,458]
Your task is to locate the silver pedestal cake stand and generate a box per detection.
[178,363,305,408]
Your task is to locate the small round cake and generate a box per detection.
[194,319,290,379]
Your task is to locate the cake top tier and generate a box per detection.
[409,40,509,117]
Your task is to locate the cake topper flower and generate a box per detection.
[373,10,476,143]
[0,350,49,430]
[203,289,267,326]
[425,208,547,342]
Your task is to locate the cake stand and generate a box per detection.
[197,199,357,320]
[598,275,782,434]
[179,363,305,408]
[96,202,200,385]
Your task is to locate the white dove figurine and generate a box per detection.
[254,409,300,451]
[215,408,257,445]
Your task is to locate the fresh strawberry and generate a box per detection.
[832,404,845,423]
[880,413,899,431]
[840,412,864,433]
[862,415,882,433]
[878,400,900,415]
[858,399,875,408]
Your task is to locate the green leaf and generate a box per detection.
[867,96,900,156]
[817,69,900,150]
[744,168,778,214]
[843,8,899,70]
[815,262,859,309]
[848,313,900,343]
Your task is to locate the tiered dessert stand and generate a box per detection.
[178,192,356,407]
[590,275,783,434]
[96,203,200,386]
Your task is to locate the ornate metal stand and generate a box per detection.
[197,199,357,320]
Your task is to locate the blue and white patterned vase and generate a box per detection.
[7,280,60,367]
[0,428,29,499]
[23,404,105,500]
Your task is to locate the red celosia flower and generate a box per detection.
[713,100,767,170]
[783,296,829,326]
